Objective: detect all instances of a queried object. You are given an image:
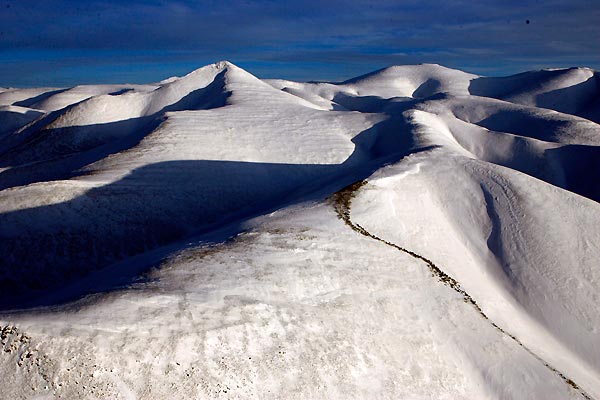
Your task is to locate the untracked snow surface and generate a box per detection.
[0,61,599,399]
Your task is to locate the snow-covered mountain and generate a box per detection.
[0,61,599,399]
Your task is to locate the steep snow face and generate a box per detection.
[0,62,599,399]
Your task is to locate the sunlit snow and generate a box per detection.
[0,61,599,399]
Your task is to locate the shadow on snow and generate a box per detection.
[0,114,422,311]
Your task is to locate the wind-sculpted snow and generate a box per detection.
[0,62,599,399]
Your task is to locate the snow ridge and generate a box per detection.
[331,180,592,400]
[0,62,599,399]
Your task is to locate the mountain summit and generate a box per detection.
[0,63,599,399]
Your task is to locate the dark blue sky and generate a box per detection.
[1,0,599,87]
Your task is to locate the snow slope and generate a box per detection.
[0,62,599,399]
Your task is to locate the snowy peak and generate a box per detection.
[1,62,600,399]
[265,64,600,118]
[339,63,478,98]
[40,62,265,128]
